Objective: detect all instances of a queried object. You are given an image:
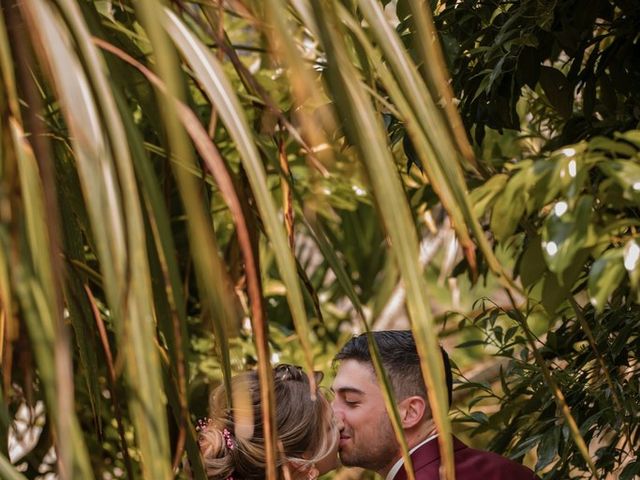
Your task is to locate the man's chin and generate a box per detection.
[337,452,358,468]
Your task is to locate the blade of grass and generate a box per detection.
[84,285,135,480]
[10,117,93,480]
[303,213,416,479]
[406,0,478,171]
[94,35,279,478]
[354,0,516,291]
[133,0,237,420]
[5,10,76,471]
[0,4,19,402]
[0,453,28,480]
[0,382,9,459]
[0,3,19,120]
[57,176,103,435]
[112,90,207,478]
[163,8,317,391]
[23,1,173,477]
[0,237,10,430]
[310,2,454,478]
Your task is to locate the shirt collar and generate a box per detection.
[385,433,439,480]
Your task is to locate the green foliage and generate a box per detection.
[0,0,462,478]
[2,0,639,479]
[434,0,640,146]
[437,1,640,477]
[457,303,640,479]
[476,132,640,314]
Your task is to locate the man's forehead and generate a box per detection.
[332,359,377,389]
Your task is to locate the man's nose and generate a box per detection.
[332,407,345,431]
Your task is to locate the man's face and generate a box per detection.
[331,359,398,474]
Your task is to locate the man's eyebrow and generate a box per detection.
[331,386,365,395]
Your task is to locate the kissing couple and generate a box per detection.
[197,330,537,480]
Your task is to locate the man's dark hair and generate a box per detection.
[334,330,453,407]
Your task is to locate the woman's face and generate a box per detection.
[313,404,340,474]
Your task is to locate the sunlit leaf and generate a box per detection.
[588,248,625,313]
[598,160,640,204]
[542,196,595,278]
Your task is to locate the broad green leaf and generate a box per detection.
[518,235,546,289]
[535,428,560,471]
[490,169,530,242]
[526,159,559,212]
[589,136,638,158]
[588,248,625,313]
[469,173,508,218]
[542,196,595,277]
[620,460,640,480]
[616,130,640,148]
[541,249,589,314]
[624,240,640,298]
[539,66,572,118]
[598,160,640,204]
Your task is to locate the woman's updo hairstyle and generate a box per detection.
[198,364,336,479]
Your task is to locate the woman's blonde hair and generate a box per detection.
[198,364,337,479]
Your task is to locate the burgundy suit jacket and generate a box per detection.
[394,436,537,480]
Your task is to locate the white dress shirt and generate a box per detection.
[385,434,439,480]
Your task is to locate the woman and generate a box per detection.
[198,364,338,480]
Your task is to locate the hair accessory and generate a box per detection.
[222,428,235,450]
[195,417,211,432]
[222,428,235,479]
[275,363,304,381]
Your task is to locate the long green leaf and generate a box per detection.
[405,0,477,170]
[10,117,94,480]
[0,13,19,437]
[0,453,28,480]
[310,2,454,479]
[132,0,237,419]
[303,214,414,480]
[353,0,514,290]
[0,4,19,121]
[163,9,317,388]
[93,35,271,478]
[114,91,205,477]
[23,1,172,478]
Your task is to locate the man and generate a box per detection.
[331,330,537,479]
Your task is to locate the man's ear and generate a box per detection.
[398,396,427,429]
